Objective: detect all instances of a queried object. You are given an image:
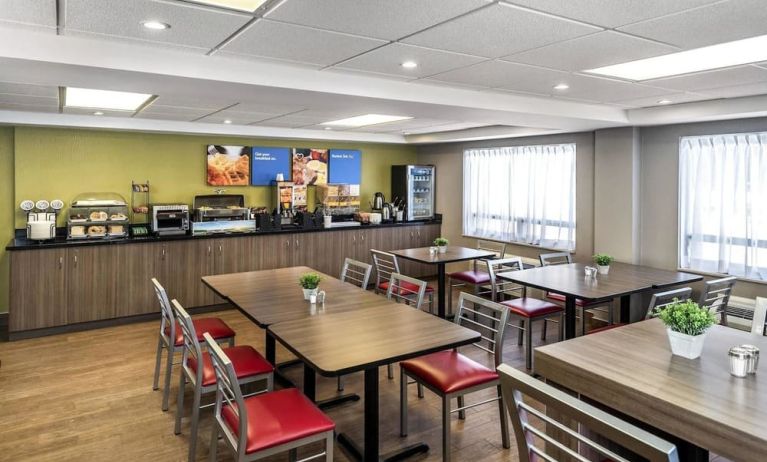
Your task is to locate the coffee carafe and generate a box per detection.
[381,203,392,221]
[372,192,385,211]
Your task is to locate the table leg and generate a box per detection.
[265,331,276,365]
[437,263,447,319]
[565,296,576,339]
[265,331,301,388]
[300,363,361,410]
[620,295,631,324]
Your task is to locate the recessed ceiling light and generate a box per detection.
[93,111,104,116]
[187,0,267,12]
[553,83,569,91]
[401,61,418,69]
[585,34,767,81]
[142,21,170,30]
[657,99,673,105]
[321,114,413,128]
[223,119,232,124]
[65,87,153,111]
[324,127,333,130]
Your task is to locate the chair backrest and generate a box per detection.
[371,249,400,288]
[152,278,174,339]
[486,257,527,301]
[474,239,508,271]
[645,287,693,320]
[498,364,680,462]
[454,292,510,366]
[539,252,572,266]
[752,297,767,336]
[171,299,204,386]
[386,272,427,310]
[204,332,248,460]
[340,257,373,289]
[699,276,737,321]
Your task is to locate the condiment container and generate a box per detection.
[740,344,760,374]
[729,346,751,378]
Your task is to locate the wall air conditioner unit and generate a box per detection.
[726,296,757,332]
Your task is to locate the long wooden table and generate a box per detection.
[535,319,767,462]
[497,262,703,338]
[269,303,481,462]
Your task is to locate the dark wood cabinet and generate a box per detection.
[66,246,118,324]
[114,243,163,317]
[9,248,68,331]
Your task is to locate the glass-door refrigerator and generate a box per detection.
[391,165,435,221]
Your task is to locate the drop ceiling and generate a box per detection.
[0,0,766,144]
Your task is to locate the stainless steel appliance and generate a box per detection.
[151,204,190,236]
[372,192,385,211]
[193,194,249,221]
[391,165,435,221]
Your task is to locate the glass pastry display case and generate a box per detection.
[67,192,130,240]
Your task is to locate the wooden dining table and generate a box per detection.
[535,319,767,462]
[497,262,702,339]
[269,303,481,462]
[390,246,496,318]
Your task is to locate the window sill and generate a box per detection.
[462,234,575,254]
[676,267,767,286]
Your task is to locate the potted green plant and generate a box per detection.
[434,237,449,253]
[656,299,717,359]
[299,272,322,300]
[592,253,614,274]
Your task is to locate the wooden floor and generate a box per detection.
[0,292,730,462]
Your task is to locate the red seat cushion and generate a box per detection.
[188,346,274,387]
[546,293,607,307]
[448,270,490,284]
[167,317,236,346]
[589,323,626,334]
[379,280,435,295]
[501,298,563,318]
[401,350,498,394]
[222,388,335,454]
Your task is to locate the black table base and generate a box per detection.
[303,364,361,410]
[436,263,447,319]
[337,433,429,462]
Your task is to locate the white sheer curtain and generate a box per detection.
[679,132,767,280]
[463,143,576,250]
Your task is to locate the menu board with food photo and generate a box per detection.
[292,148,328,185]
[206,145,251,186]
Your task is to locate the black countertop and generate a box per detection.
[7,219,442,251]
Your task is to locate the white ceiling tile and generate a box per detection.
[133,112,200,122]
[221,19,386,66]
[0,101,58,112]
[504,0,721,28]
[612,92,712,108]
[0,93,57,106]
[699,82,767,99]
[428,60,568,93]
[149,96,236,110]
[63,107,133,117]
[402,3,601,58]
[645,66,767,91]
[255,114,329,128]
[266,0,491,41]
[197,110,281,124]
[336,43,486,79]
[0,0,56,28]
[138,104,218,119]
[503,31,679,72]
[0,81,58,97]
[618,0,767,49]
[557,75,673,102]
[321,68,415,82]
[228,102,305,114]
[65,0,252,49]
[351,118,457,133]
[408,122,488,134]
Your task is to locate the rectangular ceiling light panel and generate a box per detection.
[186,0,268,12]
[321,114,413,127]
[586,34,767,81]
[65,87,153,111]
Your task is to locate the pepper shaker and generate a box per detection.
[740,344,760,374]
[729,346,752,378]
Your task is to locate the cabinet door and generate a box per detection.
[161,240,216,308]
[114,242,163,317]
[67,246,118,324]
[214,237,261,275]
[259,234,293,270]
[9,249,68,331]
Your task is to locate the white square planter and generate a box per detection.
[302,288,318,300]
[666,328,707,359]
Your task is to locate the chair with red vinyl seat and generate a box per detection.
[400,292,511,462]
[371,249,434,312]
[336,258,373,392]
[151,278,236,411]
[539,252,614,335]
[205,332,335,462]
[385,273,429,383]
[487,258,563,370]
[447,239,507,316]
[172,300,273,462]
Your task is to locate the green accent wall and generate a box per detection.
[1,126,416,313]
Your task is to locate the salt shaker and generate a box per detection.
[309,292,317,304]
[740,344,760,374]
[429,246,438,256]
[317,290,326,304]
[728,346,751,378]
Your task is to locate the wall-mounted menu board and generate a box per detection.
[250,147,291,186]
[207,145,251,186]
[328,149,361,184]
[292,148,328,185]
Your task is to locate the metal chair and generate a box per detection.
[205,333,335,462]
[699,276,737,326]
[340,257,373,289]
[151,278,236,411]
[385,273,428,382]
[539,252,614,335]
[172,300,273,462]
[371,249,434,312]
[336,258,373,391]
[498,364,680,462]
[447,239,507,315]
[646,287,694,319]
[752,297,767,336]
[400,293,511,462]
[488,258,564,370]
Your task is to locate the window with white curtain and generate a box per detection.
[679,132,767,281]
[463,143,576,250]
